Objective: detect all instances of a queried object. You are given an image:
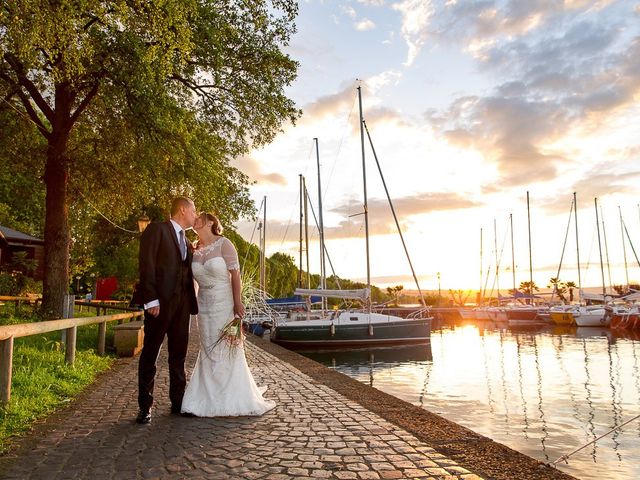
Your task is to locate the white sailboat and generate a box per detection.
[271,86,432,349]
[573,198,609,327]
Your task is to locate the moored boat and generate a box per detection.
[506,305,548,326]
[458,308,476,320]
[270,310,431,349]
[572,305,610,327]
[549,304,576,326]
[610,305,639,329]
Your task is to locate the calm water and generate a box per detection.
[300,321,640,480]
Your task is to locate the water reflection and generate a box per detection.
[300,322,640,480]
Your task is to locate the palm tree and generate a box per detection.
[548,277,567,303]
[519,281,539,304]
[565,281,577,302]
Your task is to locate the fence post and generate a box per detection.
[97,321,106,356]
[62,295,76,365]
[0,336,13,406]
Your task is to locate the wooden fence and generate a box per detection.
[0,295,143,405]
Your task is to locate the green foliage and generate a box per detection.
[0,110,46,237]
[0,252,41,295]
[265,252,298,299]
[0,317,117,453]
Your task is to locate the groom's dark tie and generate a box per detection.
[179,229,187,260]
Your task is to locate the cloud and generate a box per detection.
[301,73,404,126]
[430,4,640,188]
[391,0,435,66]
[236,191,483,243]
[325,192,482,237]
[231,155,287,186]
[355,18,376,31]
[539,170,640,214]
[357,0,385,6]
[340,5,357,18]
[302,84,357,121]
[366,70,403,93]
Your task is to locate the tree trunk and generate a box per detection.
[41,132,71,319]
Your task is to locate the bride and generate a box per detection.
[181,212,275,417]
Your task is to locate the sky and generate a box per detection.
[232,0,640,294]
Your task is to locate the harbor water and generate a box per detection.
[299,320,640,480]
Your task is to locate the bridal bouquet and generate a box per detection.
[215,316,244,351]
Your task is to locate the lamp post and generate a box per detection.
[437,272,441,306]
[75,275,81,293]
[137,215,150,233]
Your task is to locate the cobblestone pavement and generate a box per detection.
[0,329,483,479]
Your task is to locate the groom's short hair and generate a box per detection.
[171,196,193,216]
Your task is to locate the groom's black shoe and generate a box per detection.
[171,405,195,417]
[135,410,151,424]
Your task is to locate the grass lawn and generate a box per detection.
[0,306,121,454]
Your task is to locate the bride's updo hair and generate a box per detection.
[199,212,223,235]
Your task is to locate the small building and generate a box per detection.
[0,225,45,280]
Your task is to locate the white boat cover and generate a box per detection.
[579,290,613,302]
[294,288,370,300]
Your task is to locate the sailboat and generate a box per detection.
[505,192,548,326]
[270,87,432,349]
[549,192,580,326]
[570,198,610,327]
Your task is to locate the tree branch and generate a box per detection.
[69,82,99,125]
[0,70,51,138]
[3,53,55,122]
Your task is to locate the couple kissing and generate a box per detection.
[135,196,275,424]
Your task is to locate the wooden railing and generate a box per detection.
[75,300,137,316]
[0,306,143,406]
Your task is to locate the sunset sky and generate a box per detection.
[233,0,640,293]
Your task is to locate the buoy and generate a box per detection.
[368,324,374,336]
[330,323,335,336]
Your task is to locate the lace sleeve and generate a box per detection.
[221,237,240,271]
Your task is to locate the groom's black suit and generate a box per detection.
[137,221,198,413]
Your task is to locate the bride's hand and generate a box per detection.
[234,302,245,319]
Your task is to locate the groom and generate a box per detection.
[135,197,199,424]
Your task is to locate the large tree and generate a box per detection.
[0,0,300,317]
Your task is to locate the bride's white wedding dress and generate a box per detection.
[181,237,276,417]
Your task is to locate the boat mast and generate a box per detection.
[480,227,483,304]
[601,205,613,293]
[619,206,630,287]
[258,196,267,295]
[304,177,311,289]
[510,214,516,297]
[298,174,303,288]
[594,198,607,300]
[357,86,371,313]
[314,138,327,312]
[494,218,499,301]
[526,191,533,303]
[573,192,582,293]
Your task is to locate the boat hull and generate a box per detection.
[574,308,610,327]
[549,311,575,326]
[271,318,431,349]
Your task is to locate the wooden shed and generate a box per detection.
[0,225,45,280]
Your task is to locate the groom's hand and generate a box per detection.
[147,306,160,317]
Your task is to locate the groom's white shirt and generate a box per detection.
[143,219,184,310]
